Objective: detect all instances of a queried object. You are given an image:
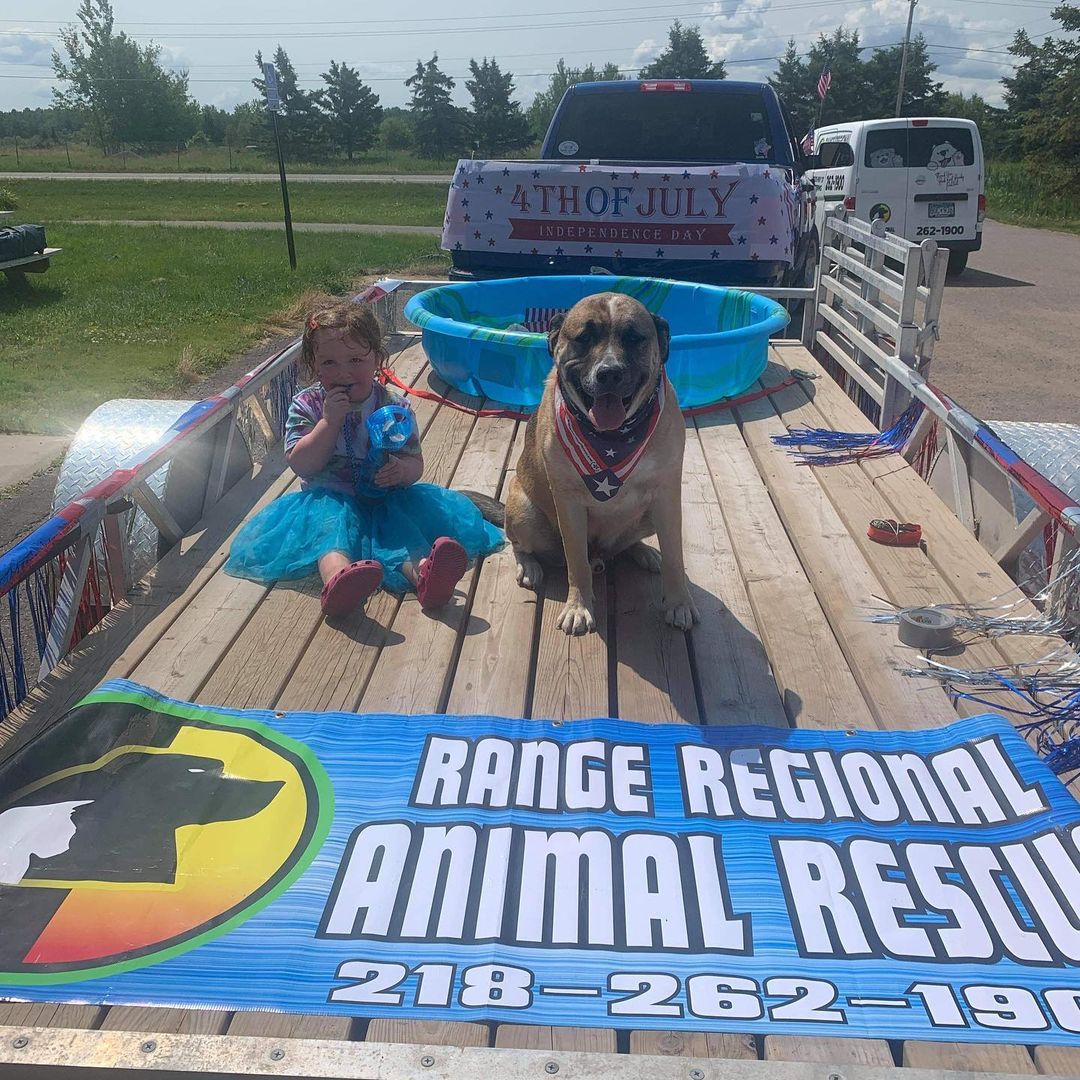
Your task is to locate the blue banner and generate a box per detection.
[2,678,1080,1046]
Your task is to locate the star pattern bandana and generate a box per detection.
[554,377,665,502]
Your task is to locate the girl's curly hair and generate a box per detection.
[300,299,388,379]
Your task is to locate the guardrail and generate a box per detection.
[811,212,1078,638]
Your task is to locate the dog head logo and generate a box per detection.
[0,694,330,981]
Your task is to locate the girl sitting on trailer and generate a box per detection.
[225,299,503,617]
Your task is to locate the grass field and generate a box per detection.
[5,179,448,226]
[0,141,467,176]
[0,224,447,434]
[986,161,1080,235]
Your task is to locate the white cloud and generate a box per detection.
[0,30,55,69]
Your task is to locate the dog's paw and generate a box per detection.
[627,542,663,574]
[515,552,544,590]
[663,592,700,632]
[558,600,596,636]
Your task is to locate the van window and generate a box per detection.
[818,140,854,168]
[909,127,975,168]
[547,90,778,163]
[864,129,907,168]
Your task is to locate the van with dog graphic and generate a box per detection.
[806,117,985,276]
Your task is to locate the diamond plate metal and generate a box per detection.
[988,421,1080,507]
[52,398,197,581]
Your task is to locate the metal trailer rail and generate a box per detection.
[811,212,1078,636]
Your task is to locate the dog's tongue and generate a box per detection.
[588,393,627,431]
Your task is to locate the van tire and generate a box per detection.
[946,250,968,277]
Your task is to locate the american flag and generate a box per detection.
[801,126,815,155]
[817,62,832,101]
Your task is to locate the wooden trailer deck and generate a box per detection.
[1,333,1077,1079]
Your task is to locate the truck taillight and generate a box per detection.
[640,80,692,92]
[843,196,856,212]
[911,118,929,126]
[978,193,986,222]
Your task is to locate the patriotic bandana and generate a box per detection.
[554,377,665,502]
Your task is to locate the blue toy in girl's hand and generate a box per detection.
[355,404,416,498]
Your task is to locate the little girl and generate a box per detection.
[225,299,503,617]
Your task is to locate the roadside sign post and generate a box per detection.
[263,62,297,270]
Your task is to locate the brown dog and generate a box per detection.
[505,292,700,636]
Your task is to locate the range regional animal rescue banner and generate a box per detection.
[3,679,1080,1046]
[443,160,799,266]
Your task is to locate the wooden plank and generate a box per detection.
[99,1005,230,1035]
[197,576,323,708]
[366,1018,488,1046]
[903,1040,1037,1074]
[0,1002,102,1029]
[682,428,786,728]
[532,567,611,720]
[1034,1045,1080,1076]
[630,1030,757,1061]
[694,410,873,730]
[733,384,959,731]
[357,399,514,717]
[764,1034,892,1066]
[613,555,699,724]
[446,431,539,718]
[826,217,911,261]
[227,1011,353,1040]
[762,361,1021,721]
[496,1025,616,1051]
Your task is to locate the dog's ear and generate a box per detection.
[651,314,671,365]
[547,312,566,358]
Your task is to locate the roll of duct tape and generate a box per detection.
[898,608,957,650]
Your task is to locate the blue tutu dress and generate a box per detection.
[225,382,503,594]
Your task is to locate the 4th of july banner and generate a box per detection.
[442,159,800,267]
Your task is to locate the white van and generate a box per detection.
[808,117,985,275]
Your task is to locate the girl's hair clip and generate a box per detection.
[307,316,319,331]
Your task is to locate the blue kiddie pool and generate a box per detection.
[403,276,789,410]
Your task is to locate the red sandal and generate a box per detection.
[320,560,383,617]
[416,537,467,610]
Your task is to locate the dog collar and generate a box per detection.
[554,377,665,502]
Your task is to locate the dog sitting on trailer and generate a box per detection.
[498,292,699,636]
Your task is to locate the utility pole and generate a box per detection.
[895,0,918,117]
[263,62,297,270]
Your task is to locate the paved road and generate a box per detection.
[72,218,442,236]
[931,220,1080,424]
[0,171,449,184]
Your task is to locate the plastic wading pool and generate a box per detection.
[403,275,790,409]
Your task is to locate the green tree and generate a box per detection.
[861,35,945,118]
[405,54,459,159]
[802,29,868,126]
[526,59,624,141]
[52,0,197,151]
[1004,5,1080,175]
[378,108,414,155]
[317,60,381,160]
[769,39,815,135]
[465,57,531,156]
[253,46,323,159]
[639,21,726,80]
[198,104,229,144]
[941,90,1010,158]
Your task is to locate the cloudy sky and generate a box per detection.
[0,0,1064,115]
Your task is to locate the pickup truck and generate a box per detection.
[445,79,819,288]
